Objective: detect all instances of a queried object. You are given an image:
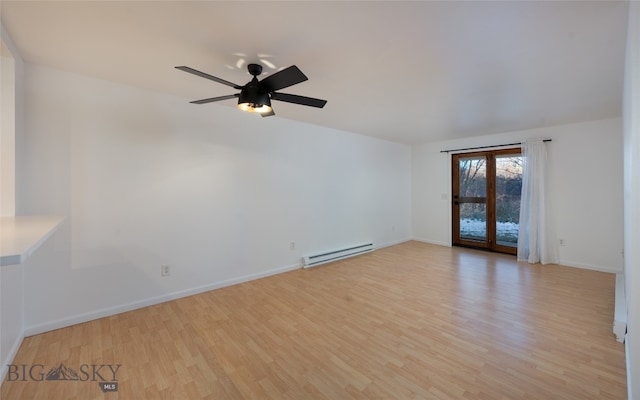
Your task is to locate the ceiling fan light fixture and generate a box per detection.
[237,83,272,113]
[238,101,272,113]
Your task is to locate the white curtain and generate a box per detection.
[517,139,557,264]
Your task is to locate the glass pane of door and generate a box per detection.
[495,155,522,248]
[457,156,487,244]
[460,203,487,241]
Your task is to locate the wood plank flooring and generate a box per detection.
[1,241,627,399]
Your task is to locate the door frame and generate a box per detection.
[451,148,521,255]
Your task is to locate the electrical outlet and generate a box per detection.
[559,239,565,246]
[290,242,296,250]
[161,264,170,277]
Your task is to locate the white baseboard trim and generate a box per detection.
[557,259,622,274]
[613,273,627,342]
[412,237,451,247]
[376,238,413,249]
[614,319,627,343]
[24,262,301,337]
[626,334,633,400]
[0,331,25,386]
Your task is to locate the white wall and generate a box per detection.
[1,41,15,217]
[18,64,412,334]
[623,1,640,398]
[413,118,624,273]
[1,24,25,218]
[0,25,26,382]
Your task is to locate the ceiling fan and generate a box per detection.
[175,63,327,117]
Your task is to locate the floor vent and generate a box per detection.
[302,243,374,268]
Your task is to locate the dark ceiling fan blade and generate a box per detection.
[270,92,327,108]
[260,109,276,117]
[259,65,308,92]
[175,66,242,89]
[190,94,239,104]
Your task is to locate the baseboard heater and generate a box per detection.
[302,243,374,268]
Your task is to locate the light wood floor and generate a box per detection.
[1,241,626,399]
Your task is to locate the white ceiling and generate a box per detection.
[0,1,629,144]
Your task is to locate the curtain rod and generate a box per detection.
[440,139,552,154]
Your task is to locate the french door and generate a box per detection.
[452,148,522,255]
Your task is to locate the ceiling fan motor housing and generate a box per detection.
[238,78,271,109]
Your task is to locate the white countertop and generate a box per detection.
[0,215,65,266]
